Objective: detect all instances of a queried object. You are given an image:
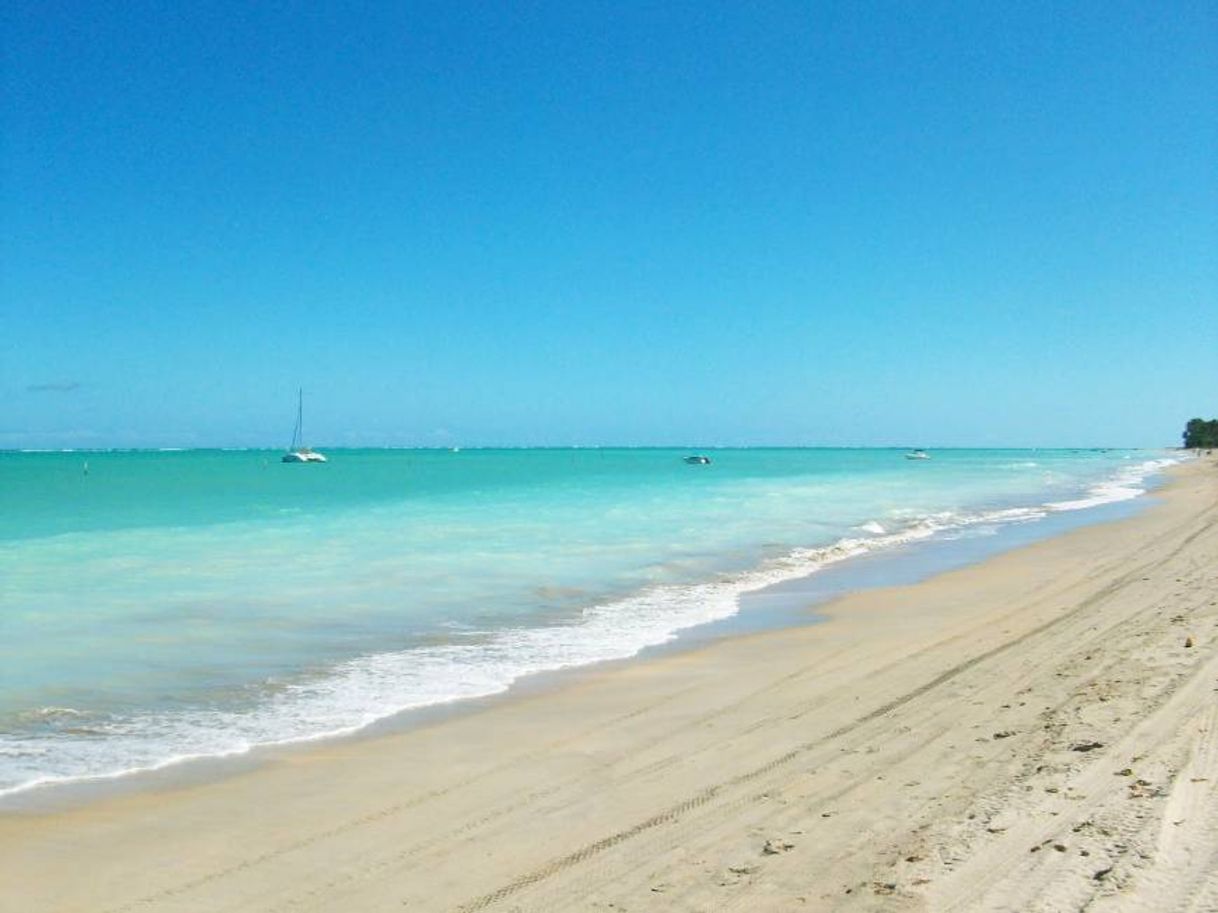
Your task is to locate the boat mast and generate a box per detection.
[290,388,304,451]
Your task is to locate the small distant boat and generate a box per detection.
[684,455,712,465]
[904,449,931,461]
[282,389,327,463]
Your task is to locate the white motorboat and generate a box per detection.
[904,449,931,461]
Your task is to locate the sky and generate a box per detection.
[2,1,1215,449]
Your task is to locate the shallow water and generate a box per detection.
[0,447,1178,795]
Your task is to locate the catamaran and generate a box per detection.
[282,389,327,463]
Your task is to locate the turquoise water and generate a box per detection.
[0,447,1178,795]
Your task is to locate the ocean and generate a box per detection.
[0,447,1179,797]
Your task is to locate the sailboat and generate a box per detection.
[282,389,327,463]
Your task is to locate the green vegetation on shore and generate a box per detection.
[1183,418,1218,449]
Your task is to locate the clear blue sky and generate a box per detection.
[3,1,1215,448]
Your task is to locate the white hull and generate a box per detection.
[282,450,327,463]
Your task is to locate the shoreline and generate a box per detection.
[3,457,1215,911]
[0,459,1172,812]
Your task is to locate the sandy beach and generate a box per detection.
[3,458,1215,912]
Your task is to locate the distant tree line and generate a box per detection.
[1183,418,1218,449]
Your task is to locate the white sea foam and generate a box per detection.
[0,453,1182,798]
[17,707,86,722]
[1045,457,1178,511]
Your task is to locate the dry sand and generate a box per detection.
[3,458,1216,912]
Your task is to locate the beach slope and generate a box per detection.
[3,460,1216,912]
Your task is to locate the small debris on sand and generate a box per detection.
[1070,740,1104,752]
[1128,779,1162,799]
